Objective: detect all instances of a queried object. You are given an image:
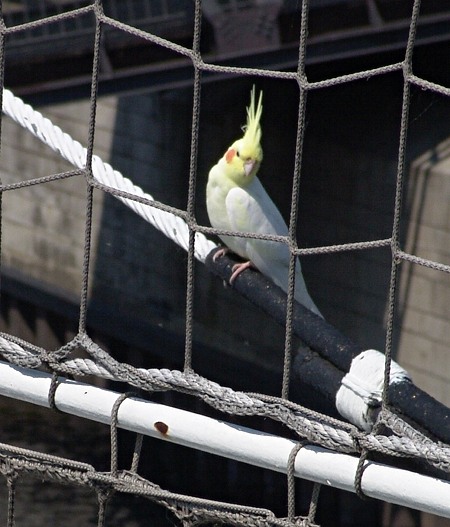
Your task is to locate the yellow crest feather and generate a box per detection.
[242,86,263,150]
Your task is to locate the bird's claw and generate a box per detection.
[230,261,254,284]
[213,247,229,262]
[212,248,254,285]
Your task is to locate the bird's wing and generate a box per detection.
[225,180,322,317]
[225,181,290,266]
[226,179,288,235]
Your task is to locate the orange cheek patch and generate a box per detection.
[225,148,236,163]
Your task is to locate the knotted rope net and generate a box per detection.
[0,1,449,526]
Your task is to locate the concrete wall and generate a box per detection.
[397,140,450,406]
[0,97,117,300]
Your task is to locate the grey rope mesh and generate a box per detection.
[280,0,310,401]
[286,442,304,522]
[286,441,321,526]
[1,331,450,470]
[0,2,6,354]
[353,439,372,501]
[6,474,16,527]
[97,490,110,527]
[79,0,103,335]
[98,391,142,526]
[354,9,423,500]
[183,0,203,373]
[109,391,144,474]
[285,441,321,527]
[381,0,421,410]
[0,0,449,525]
[306,484,321,527]
[110,392,133,477]
[48,371,61,411]
[1,331,450,469]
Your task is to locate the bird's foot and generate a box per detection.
[230,261,255,284]
[213,247,230,261]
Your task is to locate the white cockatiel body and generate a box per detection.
[206,87,322,318]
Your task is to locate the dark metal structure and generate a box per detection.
[3,1,450,103]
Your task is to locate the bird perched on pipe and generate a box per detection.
[206,87,322,318]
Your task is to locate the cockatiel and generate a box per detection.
[206,87,322,317]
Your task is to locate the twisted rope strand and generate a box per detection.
[0,334,449,471]
[1,88,216,262]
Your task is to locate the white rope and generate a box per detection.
[1,88,217,262]
[335,349,411,431]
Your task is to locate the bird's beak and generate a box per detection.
[244,160,255,177]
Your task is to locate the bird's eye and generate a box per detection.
[236,151,240,157]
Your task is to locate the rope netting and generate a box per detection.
[0,0,449,526]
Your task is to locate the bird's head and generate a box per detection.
[222,87,263,186]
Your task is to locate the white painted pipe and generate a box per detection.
[0,360,449,518]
